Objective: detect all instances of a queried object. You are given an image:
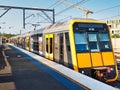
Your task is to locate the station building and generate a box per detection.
[107,19,120,52]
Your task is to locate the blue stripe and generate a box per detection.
[10,46,85,90]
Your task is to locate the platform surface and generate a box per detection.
[0,44,85,90]
[0,44,118,90]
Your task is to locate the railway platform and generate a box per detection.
[0,44,118,90]
[0,44,88,90]
[0,45,6,70]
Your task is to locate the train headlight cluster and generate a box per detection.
[107,67,114,73]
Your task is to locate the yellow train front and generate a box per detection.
[44,19,118,82]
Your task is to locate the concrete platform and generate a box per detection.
[0,45,6,70]
[0,44,85,90]
[0,44,118,90]
[9,44,118,90]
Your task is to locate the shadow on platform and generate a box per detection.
[0,45,6,70]
[0,45,68,90]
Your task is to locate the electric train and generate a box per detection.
[9,19,118,82]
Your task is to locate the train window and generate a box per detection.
[74,32,89,52]
[50,38,53,54]
[65,32,72,67]
[26,37,30,49]
[88,32,100,52]
[30,37,34,51]
[38,36,43,55]
[46,38,48,53]
[59,33,64,62]
[99,33,112,51]
[65,33,71,51]
[32,35,39,52]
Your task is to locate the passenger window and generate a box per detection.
[65,33,71,51]
[74,32,89,52]
[88,33,99,52]
[46,38,48,53]
[50,38,53,54]
[65,32,72,66]
[99,33,112,51]
[60,33,64,60]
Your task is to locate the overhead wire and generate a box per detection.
[33,0,66,24]
[48,0,61,8]
[93,4,120,20]
[35,0,90,23]
[95,4,120,13]
[48,0,67,8]
[55,0,89,16]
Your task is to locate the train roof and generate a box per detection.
[42,18,106,34]
[13,18,107,37]
[30,29,44,36]
[43,21,69,33]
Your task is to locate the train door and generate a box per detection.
[54,33,60,63]
[38,35,43,55]
[54,32,72,66]
[45,34,54,60]
[64,32,72,67]
[54,33,65,65]
[32,35,39,54]
[54,33,68,65]
[59,33,64,64]
[88,32,103,67]
[26,36,30,51]
[30,37,34,52]
[54,33,65,64]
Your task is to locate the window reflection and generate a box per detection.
[99,33,112,51]
[74,32,89,52]
[88,33,100,52]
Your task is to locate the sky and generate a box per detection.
[0,0,120,34]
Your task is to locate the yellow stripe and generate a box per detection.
[71,19,106,24]
[69,20,78,72]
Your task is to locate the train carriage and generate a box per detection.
[10,19,118,82]
[30,29,44,55]
[43,19,118,82]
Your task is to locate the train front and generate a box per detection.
[69,19,118,82]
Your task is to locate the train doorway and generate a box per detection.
[45,34,54,60]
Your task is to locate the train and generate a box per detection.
[9,19,118,82]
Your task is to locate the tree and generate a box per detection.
[112,34,120,38]
[2,33,18,38]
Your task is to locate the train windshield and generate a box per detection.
[73,22,112,53]
[99,32,112,51]
[88,32,100,52]
[74,32,89,52]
